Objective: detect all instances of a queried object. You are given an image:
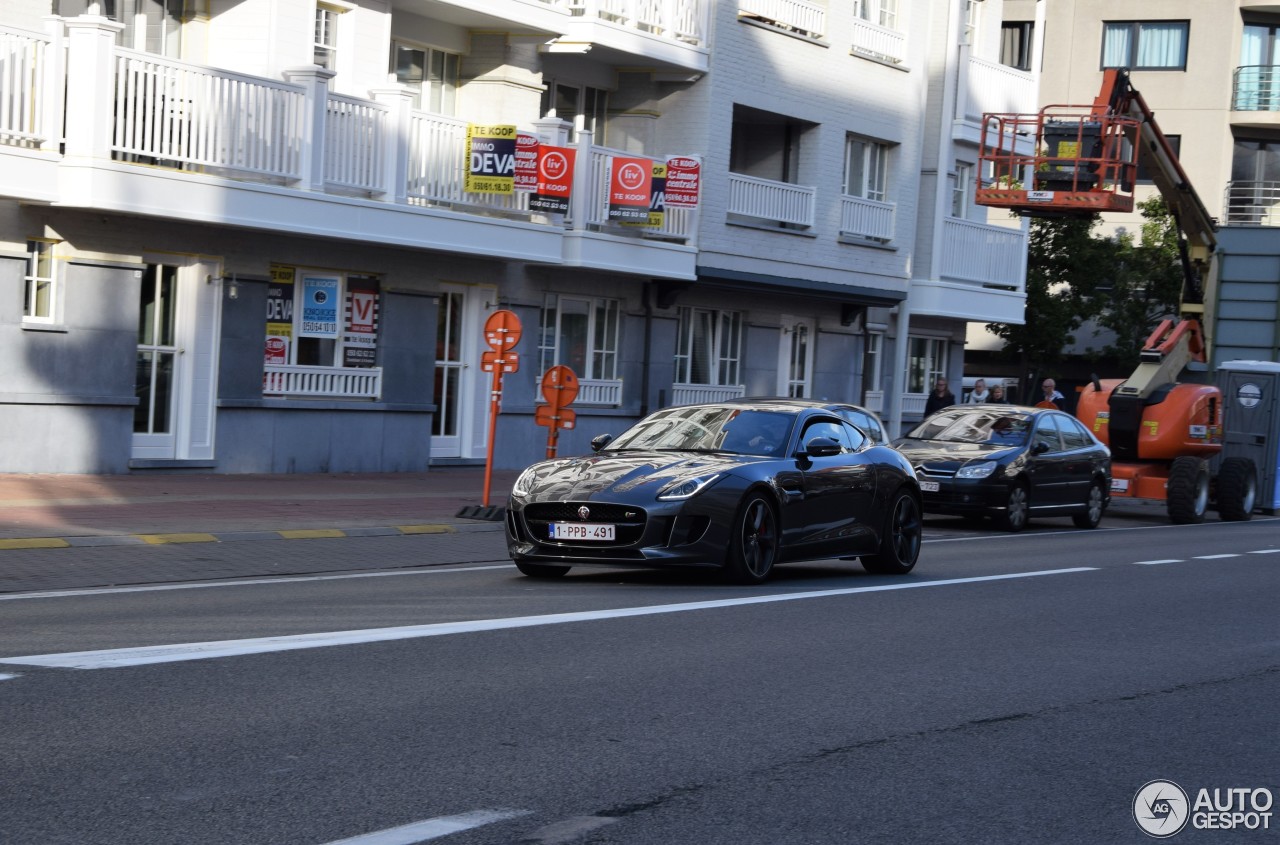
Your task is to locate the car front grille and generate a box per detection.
[522,501,648,546]
[917,464,957,479]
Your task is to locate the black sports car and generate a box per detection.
[505,400,923,583]
[893,404,1111,532]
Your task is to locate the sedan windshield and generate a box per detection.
[606,407,795,457]
[906,409,1032,446]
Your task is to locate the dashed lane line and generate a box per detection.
[0,568,1096,670]
[317,809,531,845]
[1194,553,1242,560]
[1133,559,1184,566]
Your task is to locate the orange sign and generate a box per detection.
[483,309,522,351]
[481,349,520,373]
[540,365,580,406]
[535,405,576,430]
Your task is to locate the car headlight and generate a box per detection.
[956,461,998,479]
[512,467,539,498]
[657,474,721,501]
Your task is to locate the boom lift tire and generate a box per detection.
[1216,457,1258,522]
[1167,456,1209,524]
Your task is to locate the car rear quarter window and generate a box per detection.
[1034,416,1065,452]
[1058,414,1091,449]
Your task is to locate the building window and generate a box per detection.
[675,307,742,386]
[862,331,883,399]
[844,135,889,203]
[23,239,57,323]
[962,0,981,46]
[950,163,972,217]
[538,294,621,382]
[392,41,459,114]
[854,0,897,30]
[907,336,948,394]
[1102,21,1189,70]
[1001,21,1034,70]
[56,0,185,57]
[540,81,608,142]
[314,3,341,72]
[265,267,380,370]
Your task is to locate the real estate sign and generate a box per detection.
[608,156,652,223]
[465,124,518,194]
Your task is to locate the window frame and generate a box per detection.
[844,135,890,203]
[267,268,380,370]
[907,336,948,394]
[537,293,622,384]
[23,239,59,325]
[950,163,972,217]
[390,39,460,114]
[674,306,743,387]
[540,79,609,143]
[314,2,346,74]
[1101,20,1190,71]
[854,0,898,30]
[1000,21,1034,71]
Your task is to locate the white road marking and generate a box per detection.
[317,809,531,845]
[0,565,512,602]
[0,673,18,682]
[0,568,1096,670]
[926,516,1279,543]
[1194,554,1241,560]
[1248,549,1280,555]
[1133,559,1184,566]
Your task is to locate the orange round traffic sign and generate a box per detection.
[540,365,580,407]
[483,309,522,351]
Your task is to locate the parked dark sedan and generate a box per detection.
[893,404,1111,532]
[506,400,923,583]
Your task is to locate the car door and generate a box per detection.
[1028,414,1070,508]
[791,416,877,556]
[1055,412,1098,506]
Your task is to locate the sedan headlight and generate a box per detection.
[956,460,998,479]
[512,467,539,498]
[657,474,721,501]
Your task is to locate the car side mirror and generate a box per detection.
[1031,441,1050,455]
[590,433,614,452]
[802,436,842,458]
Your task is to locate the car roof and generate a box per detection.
[736,396,881,416]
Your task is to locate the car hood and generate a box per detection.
[894,439,1020,469]
[516,451,754,500]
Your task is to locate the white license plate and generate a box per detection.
[919,480,940,492]
[550,522,616,541]
[1111,478,1130,493]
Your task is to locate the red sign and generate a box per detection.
[665,156,701,208]
[530,146,576,214]
[264,336,288,364]
[481,349,519,373]
[483,309,522,351]
[514,132,539,192]
[608,156,652,223]
[535,405,576,430]
[540,365,580,406]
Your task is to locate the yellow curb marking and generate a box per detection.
[138,533,219,545]
[278,529,347,540]
[396,524,457,535]
[0,538,71,550]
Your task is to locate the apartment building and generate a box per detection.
[0,0,1033,475]
[1002,0,1280,367]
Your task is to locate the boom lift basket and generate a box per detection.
[977,107,1141,216]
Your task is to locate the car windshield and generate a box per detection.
[605,407,795,457]
[905,409,1032,446]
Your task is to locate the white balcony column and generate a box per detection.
[283,65,337,191]
[534,117,571,147]
[569,127,595,230]
[40,16,67,153]
[62,15,122,161]
[887,298,912,439]
[369,85,413,204]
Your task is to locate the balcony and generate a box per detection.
[850,17,906,65]
[737,0,825,40]
[1224,181,1280,226]
[559,0,711,71]
[0,18,696,280]
[954,50,1037,144]
[840,194,895,242]
[671,383,746,405]
[911,218,1027,324]
[263,364,383,399]
[727,172,816,229]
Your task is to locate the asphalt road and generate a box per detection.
[1,510,1277,845]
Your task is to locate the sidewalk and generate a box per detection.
[0,468,517,549]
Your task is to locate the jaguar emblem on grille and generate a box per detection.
[577,506,590,520]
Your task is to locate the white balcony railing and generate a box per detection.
[1224,180,1280,226]
[728,172,816,228]
[112,48,305,179]
[577,143,695,240]
[737,0,825,38]
[862,390,884,414]
[536,377,623,406]
[940,218,1025,288]
[902,393,927,416]
[263,364,382,399]
[404,109,528,213]
[565,0,710,46]
[956,53,1036,123]
[671,383,746,405]
[0,24,56,146]
[840,194,895,241]
[325,93,386,194]
[850,18,906,64]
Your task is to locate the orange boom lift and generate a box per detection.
[976,69,1257,523]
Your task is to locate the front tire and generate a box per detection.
[997,483,1029,532]
[1167,456,1209,524]
[723,493,779,585]
[862,489,922,575]
[515,561,571,578]
[1072,481,1106,529]
[1217,458,1257,522]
